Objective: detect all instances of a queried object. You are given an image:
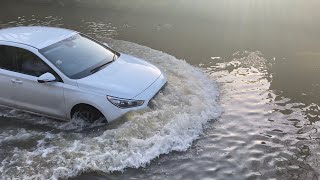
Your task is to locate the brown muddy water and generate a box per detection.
[1,1,320,179]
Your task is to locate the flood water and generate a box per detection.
[1,1,320,179]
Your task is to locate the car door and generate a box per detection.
[9,46,67,119]
[0,46,18,107]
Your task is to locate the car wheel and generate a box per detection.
[72,105,105,123]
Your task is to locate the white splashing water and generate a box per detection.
[0,40,221,179]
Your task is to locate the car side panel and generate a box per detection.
[12,72,66,119]
[0,42,67,119]
[0,69,17,107]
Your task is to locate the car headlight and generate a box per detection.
[107,96,145,108]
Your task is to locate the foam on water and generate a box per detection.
[0,40,221,179]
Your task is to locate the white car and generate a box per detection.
[0,26,167,123]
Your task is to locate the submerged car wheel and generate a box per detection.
[71,105,106,123]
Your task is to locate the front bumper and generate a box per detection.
[104,73,167,122]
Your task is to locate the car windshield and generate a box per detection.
[40,34,117,79]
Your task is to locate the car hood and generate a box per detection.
[76,54,162,99]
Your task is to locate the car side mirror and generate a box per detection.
[38,72,56,83]
[103,43,109,47]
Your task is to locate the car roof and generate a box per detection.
[0,26,78,49]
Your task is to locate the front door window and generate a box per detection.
[0,45,17,71]
[15,48,51,77]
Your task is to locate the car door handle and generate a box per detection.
[11,79,23,84]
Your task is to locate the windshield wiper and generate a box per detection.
[90,60,114,74]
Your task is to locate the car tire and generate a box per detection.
[72,105,105,123]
